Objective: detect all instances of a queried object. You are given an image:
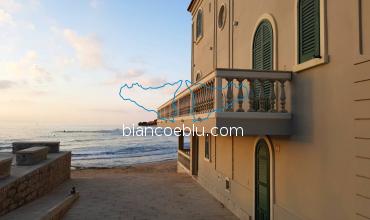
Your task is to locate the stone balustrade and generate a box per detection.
[158,68,292,120]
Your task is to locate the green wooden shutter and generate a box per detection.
[252,20,273,111]
[255,139,270,220]
[299,0,320,63]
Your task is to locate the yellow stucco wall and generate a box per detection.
[187,0,370,220]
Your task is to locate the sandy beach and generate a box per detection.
[2,159,237,219]
[64,160,237,220]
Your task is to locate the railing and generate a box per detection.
[178,149,190,170]
[193,79,215,114]
[178,94,191,116]
[157,68,292,120]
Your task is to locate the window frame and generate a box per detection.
[195,8,204,43]
[195,71,202,82]
[293,0,328,72]
[217,4,227,30]
[204,135,211,162]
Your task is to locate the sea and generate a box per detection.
[0,124,189,168]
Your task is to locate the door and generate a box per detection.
[191,135,199,176]
[252,20,273,111]
[255,139,270,220]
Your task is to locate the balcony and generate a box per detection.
[157,68,293,136]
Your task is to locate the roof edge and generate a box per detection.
[187,0,196,12]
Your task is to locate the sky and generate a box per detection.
[0,0,191,127]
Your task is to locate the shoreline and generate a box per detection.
[70,159,178,176]
[71,158,177,170]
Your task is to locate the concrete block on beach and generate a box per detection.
[16,147,48,166]
[12,141,60,153]
[0,156,12,179]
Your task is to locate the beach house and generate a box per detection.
[157,0,370,219]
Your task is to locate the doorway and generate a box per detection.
[255,139,271,220]
[191,135,199,176]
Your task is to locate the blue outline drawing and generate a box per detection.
[119,79,251,123]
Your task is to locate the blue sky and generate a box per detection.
[0,0,191,126]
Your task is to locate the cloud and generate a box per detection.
[118,80,183,114]
[1,50,53,83]
[125,69,145,78]
[88,108,128,114]
[0,80,16,89]
[0,9,15,25]
[30,65,53,83]
[0,0,22,13]
[102,68,164,86]
[63,29,103,69]
[102,69,144,85]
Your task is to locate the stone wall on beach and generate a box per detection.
[0,152,71,216]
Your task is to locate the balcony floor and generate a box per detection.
[158,112,292,136]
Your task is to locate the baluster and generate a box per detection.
[202,85,205,113]
[269,80,276,112]
[201,86,205,112]
[200,88,202,112]
[188,95,191,114]
[176,100,179,116]
[280,80,287,113]
[222,91,226,111]
[208,81,213,112]
[211,80,215,110]
[192,92,195,114]
[248,79,256,112]
[207,81,212,112]
[204,84,208,112]
[258,79,266,112]
[206,82,210,111]
[226,78,234,112]
[237,79,245,112]
[195,90,198,113]
[198,87,202,113]
[197,88,201,113]
[195,90,199,113]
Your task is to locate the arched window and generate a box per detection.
[218,5,226,30]
[196,9,203,40]
[195,72,201,81]
[252,20,273,111]
[298,0,320,63]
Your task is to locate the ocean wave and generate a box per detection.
[72,150,177,161]
[1,126,180,168]
[54,128,122,134]
[72,144,175,158]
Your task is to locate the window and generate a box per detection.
[252,20,273,111]
[218,5,226,30]
[204,135,211,161]
[196,9,203,40]
[195,72,201,81]
[298,0,321,63]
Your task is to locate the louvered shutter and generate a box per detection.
[255,140,270,220]
[253,21,273,111]
[299,0,320,63]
